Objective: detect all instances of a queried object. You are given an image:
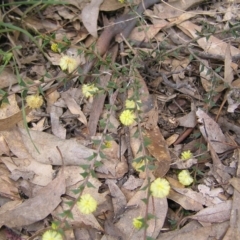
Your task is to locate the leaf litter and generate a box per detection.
[0,0,240,239]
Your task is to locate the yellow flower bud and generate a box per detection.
[133,217,143,229]
[59,55,78,73]
[178,170,193,186]
[51,43,59,52]
[125,100,135,109]
[82,84,99,98]
[42,230,63,240]
[132,159,147,172]
[181,150,193,160]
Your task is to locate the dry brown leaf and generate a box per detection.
[0,169,65,228]
[0,164,20,200]
[122,175,144,190]
[31,117,47,132]
[168,189,203,211]
[2,157,54,186]
[157,221,229,240]
[96,140,128,178]
[196,108,233,153]
[146,0,204,20]
[106,179,127,216]
[0,136,10,155]
[0,68,18,89]
[54,198,103,231]
[0,95,31,131]
[82,0,104,38]
[229,177,240,193]
[206,144,232,186]
[144,126,171,177]
[23,16,58,32]
[100,0,126,11]
[226,89,240,113]
[178,21,240,56]
[178,111,197,128]
[116,177,168,239]
[224,43,234,85]
[129,22,167,42]
[171,158,198,169]
[50,106,66,139]
[173,187,218,207]
[63,166,85,187]
[5,96,20,115]
[188,200,232,223]
[18,127,95,165]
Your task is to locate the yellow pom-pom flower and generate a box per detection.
[181,150,193,160]
[125,100,136,109]
[118,0,125,3]
[82,84,99,98]
[51,43,59,53]
[26,95,44,109]
[104,141,112,148]
[42,230,63,240]
[133,217,143,229]
[77,194,97,214]
[59,55,78,73]
[132,159,147,172]
[150,178,170,198]
[119,110,135,126]
[178,170,193,186]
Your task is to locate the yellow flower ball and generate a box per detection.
[26,95,43,109]
[119,110,135,126]
[51,43,59,53]
[82,84,99,98]
[77,194,97,214]
[42,230,63,240]
[133,217,143,229]
[125,100,136,109]
[150,178,170,198]
[104,141,112,148]
[181,150,193,160]
[118,0,125,3]
[178,170,193,186]
[132,159,147,172]
[59,55,78,73]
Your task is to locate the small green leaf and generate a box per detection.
[86,181,95,188]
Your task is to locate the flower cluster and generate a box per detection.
[125,100,135,109]
[132,159,147,172]
[150,178,170,198]
[82,84,99,98]
[26,95,43,109]
[178,170,193,186]
[59,55,78,73]
[119,110,135,126]
[104,141,112,148]
[125,99,141,110]
[51,43,59,53]
[77,194,97,214]
[133,217,143,229]
[181,150,193,160]
[42,230,63,240]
